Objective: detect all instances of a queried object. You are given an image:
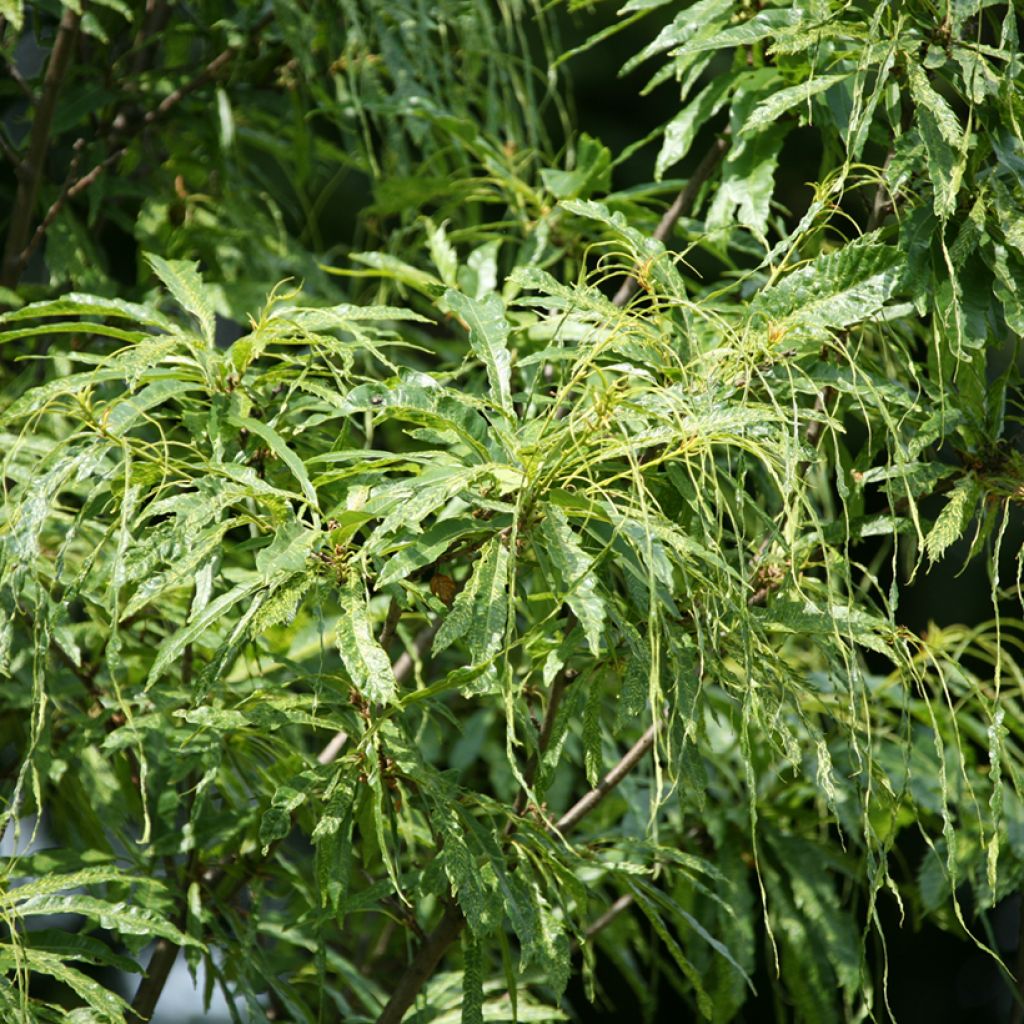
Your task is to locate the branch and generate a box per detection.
[7,10,275,286]
[376,902,466,1024]
[1,6,80,289]
[612,133,730,308]
[555,719,659,834]
[127,936,180,1024]
[584,892,634,941]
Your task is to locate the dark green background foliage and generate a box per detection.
[2,1,1024,1022]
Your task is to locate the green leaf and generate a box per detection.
[461,930,485,1024]
[231,414,320,513]
[427,218,460,287]
[0,292,176,330]
[256,519,316,579]
[925,475,981,563]
[748,236,901,337]
[146,579,263,688]
[540,133,612,200]
[433,538,510,667]
[145,252,216,344]
[337,574,397,704]
[14,895,202,946]
[655,73,737,180]
[377,516,480,586]
[442,290,514,414]
[0,945,130,1023]
[907,64,963,148]
[538,505,605,656]
[742,74,850,134]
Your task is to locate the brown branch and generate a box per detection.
[1,6,80,289]
[376,901,466,1024]
[377,597,403,650]
[8,10,275,286]
[584,892,634,941]
[555,719,659,835]
[612,133,730,308]
[127,936,180,1024]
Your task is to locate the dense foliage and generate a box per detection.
[2,1,1024,1021]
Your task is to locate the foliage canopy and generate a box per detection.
[2,0,1024,1021]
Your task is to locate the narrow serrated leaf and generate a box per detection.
[337,575,397,704]
[925,475,981,563]
[145,253,216,344]
[443,290,513,414]
[539,505,605,655]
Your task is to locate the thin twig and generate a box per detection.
[4,58,34,102]
[584,892,634,941]
[1,6,80,288]
[555,720,659,835]
[9,11,275,285]
[0,127,19,167]
[611,133,730,308]
[866,152,894,233]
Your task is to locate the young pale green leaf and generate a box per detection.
[538,505,605,656]
[442,289,514,414]
[145,252,216,344]
[337,574,397,704]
